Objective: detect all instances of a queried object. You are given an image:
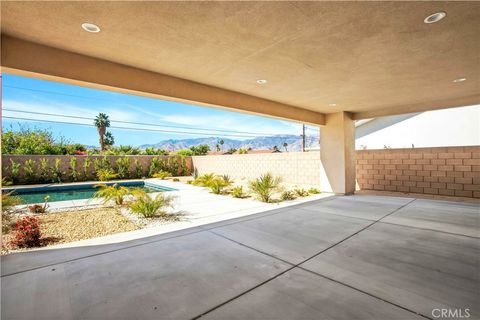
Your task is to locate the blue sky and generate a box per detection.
[2,74,478,150]
[1,74,312,147]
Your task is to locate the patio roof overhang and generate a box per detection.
[1,1,479,123]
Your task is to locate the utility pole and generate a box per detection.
[301,124,305,152]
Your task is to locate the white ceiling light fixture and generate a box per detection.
[424,12,447,24]
[453,78,466,83]
[81,22,101,33]
[329,103,337,107]
[256,79,267,84]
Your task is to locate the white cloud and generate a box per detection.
[2,98,304,139]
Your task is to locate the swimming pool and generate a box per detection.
[3,181,175,204]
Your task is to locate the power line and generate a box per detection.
[4,85,121,103]
[3,86,320,135]
[2,108,290,136]
[2,116,274,138]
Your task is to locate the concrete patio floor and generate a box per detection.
[2,195,479,320]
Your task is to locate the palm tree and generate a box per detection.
[94,113,110,151]
[219,139,224,152]
[283,142,288,152]
[215,143,220,152]
[104,132,115,148]
[249,173,282,203]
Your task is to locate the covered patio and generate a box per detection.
[1,1,479,319]
[2,195,478,319]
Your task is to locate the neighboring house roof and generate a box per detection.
[207,149,281,155]
[247,149,282,154]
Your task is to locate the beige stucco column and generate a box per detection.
[319,112,356,195]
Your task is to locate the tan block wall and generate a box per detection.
[356,146,480,199]
[192,152,321,186]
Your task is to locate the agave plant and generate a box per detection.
[249,173,282,203]
[128,191,176,219]
[231,186,246,198]
[93,184,131,206]
[293,188,309,197]
[152,170,171,180]
[281,190,296,201]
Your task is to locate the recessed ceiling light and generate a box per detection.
[81,22,101,33]
[453,78,466,83]
[424,12,447,24]
[329,103,337,107]
[256,79,267,84]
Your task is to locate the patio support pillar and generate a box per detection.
[320,111,356,195]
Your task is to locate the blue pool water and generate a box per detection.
[3,181,174,204]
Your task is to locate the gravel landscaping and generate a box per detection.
[1,207,139,254]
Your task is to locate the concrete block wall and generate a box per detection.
[356,146,480,198]
[192,152,321,186]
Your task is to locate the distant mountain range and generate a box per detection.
[139,135,319,152]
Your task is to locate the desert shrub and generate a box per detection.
[134,159,144,178]
[9,159,21,184]
[192,173,216,186]
[281,190,297,201]
[2,192,23,233]
[83,156,91,180]
[249,173,282,203]
[128,192,176,218]
[28,196,50,214]
[207,176,232,194]
[105,145,142,155]
[186,180,193,184]
[231,186,246,198]
[143,148,169,156]
[294,188,309,197]
[190,144,210,155]
[24,159,36,183]
[172,178,180,182]
[94,184,131,206]
[2,177,13,186]
[39,158,49,183]
[94,156,112,172]
[148,157,161,177]
[153,170,171,180]
[96,168,119,181]
[176,149,193,157]
[2,192,22,212]
[69,157,78,182]
[180,156,190,175]
[115,157,130,179]
[167,157,180,175]
[2,126,84,155]
[308,188,321,194]
[222,175,233,184]
[11,216,41,248]
[51,158,64,183]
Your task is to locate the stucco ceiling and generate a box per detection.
[1,1,479,117]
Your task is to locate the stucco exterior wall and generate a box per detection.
[192,152,321,186]
[356,146,480,199]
